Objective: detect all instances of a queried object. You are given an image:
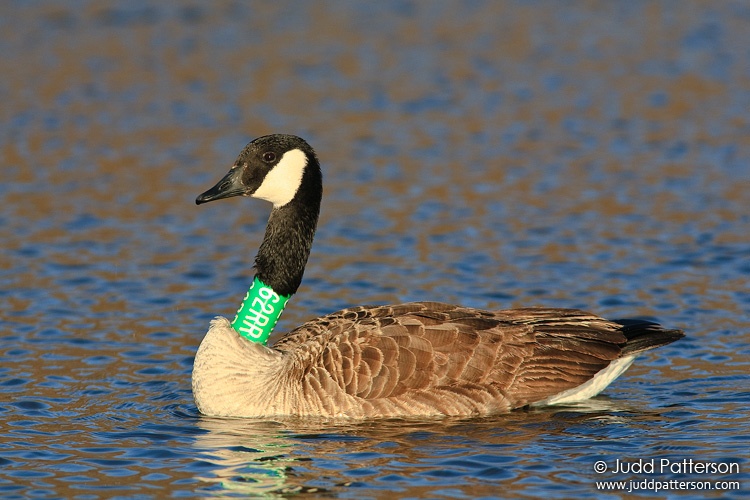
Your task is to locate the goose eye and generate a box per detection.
[262,152,276,163]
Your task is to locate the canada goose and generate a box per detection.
[192,134,684,418]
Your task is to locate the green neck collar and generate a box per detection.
[231,276,290,344]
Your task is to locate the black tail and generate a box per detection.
[613,319,685,356]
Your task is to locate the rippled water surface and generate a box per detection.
[2,1,749,498]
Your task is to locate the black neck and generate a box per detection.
[253,158,322,297]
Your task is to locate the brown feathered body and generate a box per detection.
[192,301,683,418]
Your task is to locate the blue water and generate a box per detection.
[1,1,749,498]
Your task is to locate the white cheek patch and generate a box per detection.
[252,149,308,207]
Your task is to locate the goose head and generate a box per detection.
[196,134,321,209]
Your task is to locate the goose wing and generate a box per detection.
[489,307,626,406]
[272,302,632,414]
